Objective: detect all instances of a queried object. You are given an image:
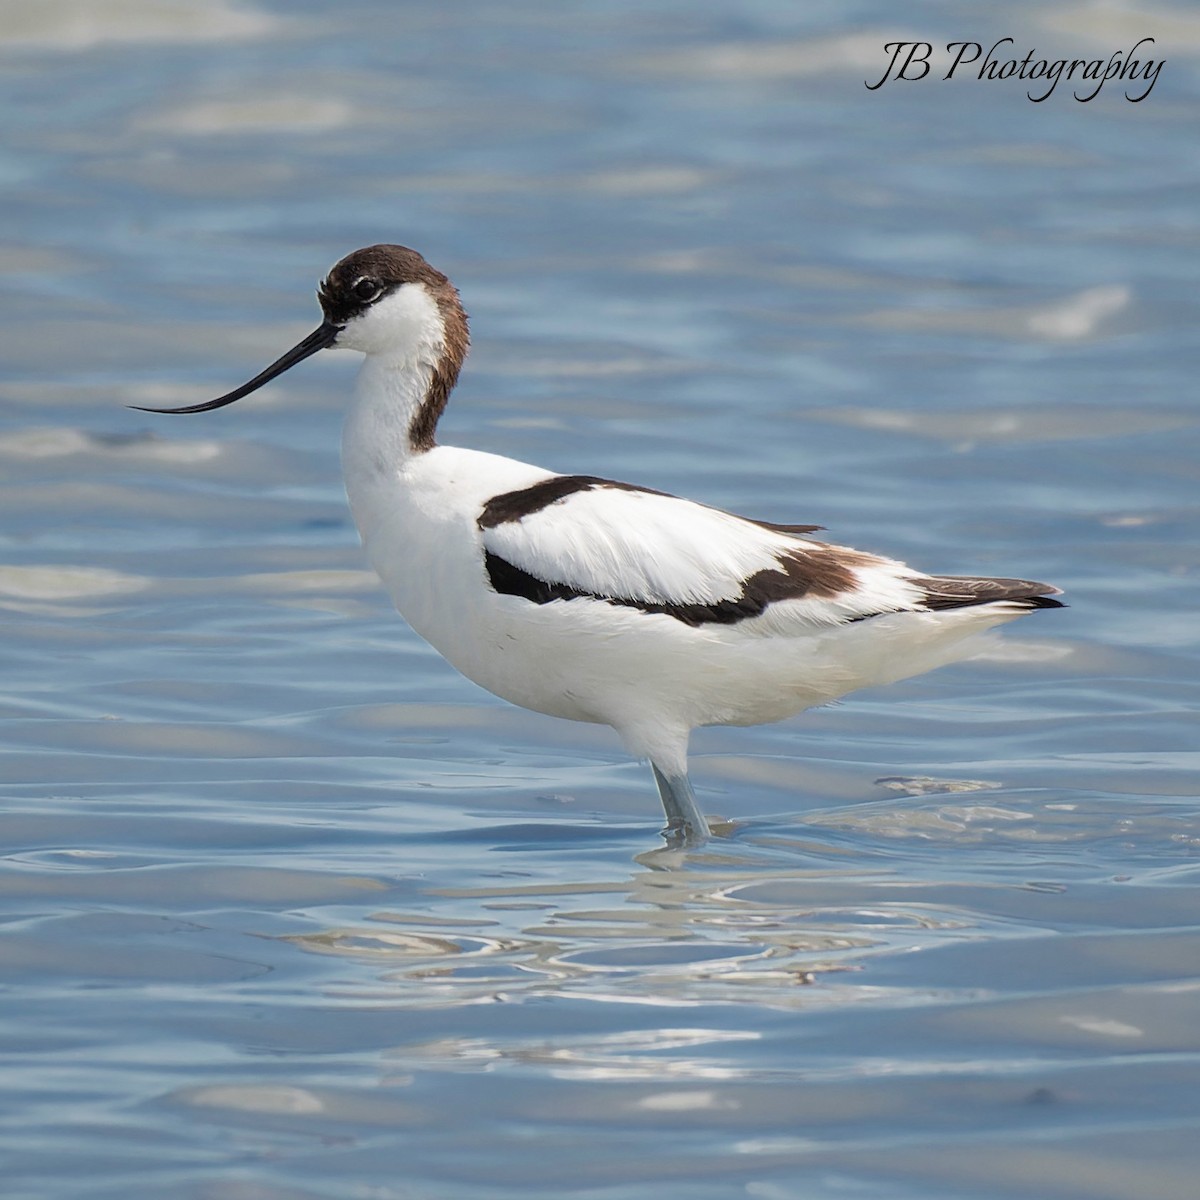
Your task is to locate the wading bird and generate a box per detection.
[135,245,1062,844]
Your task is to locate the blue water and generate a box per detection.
[2,2,1199,1197]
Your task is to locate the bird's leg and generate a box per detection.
[651,764,709,845]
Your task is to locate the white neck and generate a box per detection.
[336,280,462,475]
[343,351,436,476]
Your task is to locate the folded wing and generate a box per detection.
[478,474,1063,628]
[478,474,1028,629]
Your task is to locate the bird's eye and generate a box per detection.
[353,278,382,302]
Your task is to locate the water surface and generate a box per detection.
[2,2,1199,1197]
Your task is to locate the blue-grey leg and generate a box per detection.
[651,764,709,845]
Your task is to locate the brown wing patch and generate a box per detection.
[479,475,825,537]
[478,476,667,529]
[750,518,824,536]
[484,541,886,626]
[746,544,882,603]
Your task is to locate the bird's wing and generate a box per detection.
[477,475,929,628]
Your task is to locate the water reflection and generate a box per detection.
[396,1026,761,1082]
[279,844,1010,1009]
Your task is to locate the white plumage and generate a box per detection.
[486,487,799,606]
[138,245,1063,844]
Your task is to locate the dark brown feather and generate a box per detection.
[479,474,822,536]
[483,540,886,627]
[918,576,1064,611]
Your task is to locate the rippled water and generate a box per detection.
[2,2,1199,1197]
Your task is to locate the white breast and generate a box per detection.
[341,441,550,649]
